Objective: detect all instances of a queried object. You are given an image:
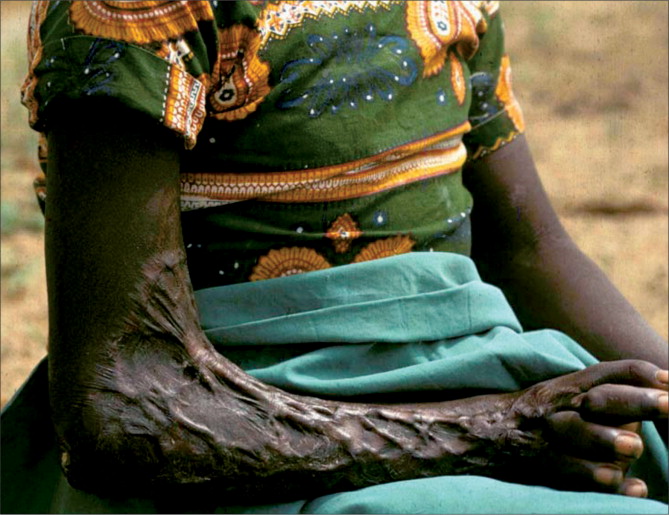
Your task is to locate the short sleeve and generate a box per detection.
[21,0,218,149]
[463,3,525,161]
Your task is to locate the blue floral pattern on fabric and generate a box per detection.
[80,39,126,96]
[43,38,126,103]
[468,71,501,126]
[276,24,418,118]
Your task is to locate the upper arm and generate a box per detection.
[22,0,214,401]
[459,6,561,261]
[463,133,572,262]
[45,103,184,423]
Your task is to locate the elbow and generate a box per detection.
[49,355,281,497]
[54,385,171,494]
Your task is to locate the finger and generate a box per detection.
[576,384,668,425]
[547,456,625,493]
[545,412,644,461]
[552,361,668,395]
[545,411,644,461]
[618,477,649,498]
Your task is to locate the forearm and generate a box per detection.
[475,235,668,368]
[60,245,528,498]
[465,135,668,368]
[55,252,668,500]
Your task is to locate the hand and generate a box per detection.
[506,360,668,497]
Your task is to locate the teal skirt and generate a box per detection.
[2,253,667,513]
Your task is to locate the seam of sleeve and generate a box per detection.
[466,128,523,162]
[468,106,508,132]
[31,35,208,149]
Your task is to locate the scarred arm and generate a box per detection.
[46,104,667,501]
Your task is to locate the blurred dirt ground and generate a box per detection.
[1,1,667,407]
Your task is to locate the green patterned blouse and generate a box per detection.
[23,0,525,288]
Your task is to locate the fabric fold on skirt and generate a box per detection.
[2,252,667,513]
[196,251,521,344]
[196,252,600,399]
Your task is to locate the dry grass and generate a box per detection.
[1,1,667,407]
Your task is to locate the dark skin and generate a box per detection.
[45,104,668,503]
[465,136,669,449]
[464,137,669,369]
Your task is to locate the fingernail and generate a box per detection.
[625,481,648,498]
[614,434,643,458]
[594,466,623,486]
[656,370,668,384]
[659,394,668,414]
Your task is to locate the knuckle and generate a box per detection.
[559,410,581,425]
[547,410,579,429]
[583,388,607,410]
[640,389,660,408]
[623,360,653,384]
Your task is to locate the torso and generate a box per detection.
[180,1,485,287]
[25,1,523,288]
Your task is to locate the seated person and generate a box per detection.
[3,1,667,513]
